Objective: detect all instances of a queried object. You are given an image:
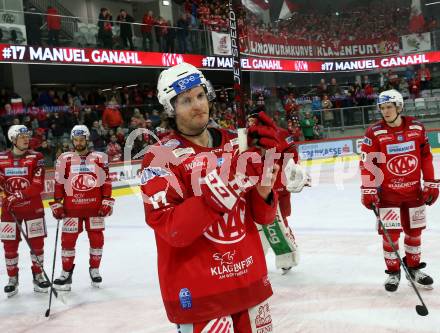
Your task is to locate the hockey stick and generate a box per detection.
[228,0,246,128]
[373,207,428,316]
[10,211,61,302]
[228,0,248,153]
[45,218,61,317]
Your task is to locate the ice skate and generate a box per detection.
[384,270,400,292]
[4,275,18,298]
[89,267,102,287]
[33,272,49,293]
[54,265,74,291]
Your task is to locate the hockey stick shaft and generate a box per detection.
[46,218,61,317]
[373,207,428,313]
[228,0,246,128]
[10,211,59,299]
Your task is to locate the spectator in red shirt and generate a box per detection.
[102,98,123,130]
[417,64,431,90]
[141,10,155,51]
[29,127,45,150]
[409,7,426,34]
[46,6,61,46]
[409,77,421,99]
[106,134,122,162]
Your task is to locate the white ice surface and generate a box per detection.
[1,157,440,333]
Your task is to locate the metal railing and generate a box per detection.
[1,9,213,54]
[27,0,79,39]
[302,102,440,135]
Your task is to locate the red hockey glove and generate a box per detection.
[98,198,115,217]
[3,192,24,212]
[49,201,65,220]
[422,180,440,206]
[247,111,280,151]
[201,151,264,214]
[361,187,379,210]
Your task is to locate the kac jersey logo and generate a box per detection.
[71,174,97,191]
[5,177,30,193]
[204,201,246,244]
[386,154,418,177]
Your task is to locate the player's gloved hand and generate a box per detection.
[284,159,311,193]
[201,151,264,214]
[247,111,280,151]
[361,187,379,210]
[98,198,115,217]
[4,192,24,212]
[49,201,65,220]
[422,180,440,206]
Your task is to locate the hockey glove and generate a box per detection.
[247,111,280,151]
[361,187,379,210]
[284,159,311,193]
[98,198,115,217]
[4,192,24,212]
[201,151,264,214]
[422,180,440,206]
[49,201,65,220]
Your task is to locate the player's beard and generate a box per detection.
[74,143,87,154]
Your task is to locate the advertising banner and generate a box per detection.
[245,34,399,58]
[298,140,354,160]
[0,43,439,73]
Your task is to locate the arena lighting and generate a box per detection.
[425,1,440,5]
[162,0,170,5]
[126,84,138,88]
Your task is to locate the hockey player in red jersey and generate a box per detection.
[248,112,310,273]
[360,89,439,292]
[50,125,114,291]
[0,125,49,297]
[140,63,280,332]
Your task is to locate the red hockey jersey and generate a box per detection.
[140,128,277,324]
[360,116,435,203]
[54,151,112,217]
[0,150,45,220]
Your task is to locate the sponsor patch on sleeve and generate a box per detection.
[140,167,171,185]
[164,139,181,148]
[285,136,295,145]
[373,129,388,136]
[362,137,372,146]
[172,147,195,158]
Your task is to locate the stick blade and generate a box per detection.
[45,309,50,317]
[416,305,429,316]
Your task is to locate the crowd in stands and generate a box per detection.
[10,0,434,55]
[0,63,437,163]
[244,0,437,51]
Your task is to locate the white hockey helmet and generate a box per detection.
[8,125,30,142]
[377,89,404,111]
[71,125,90,140]
[157,62,216,117]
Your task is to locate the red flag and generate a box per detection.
[409,0,425,33]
